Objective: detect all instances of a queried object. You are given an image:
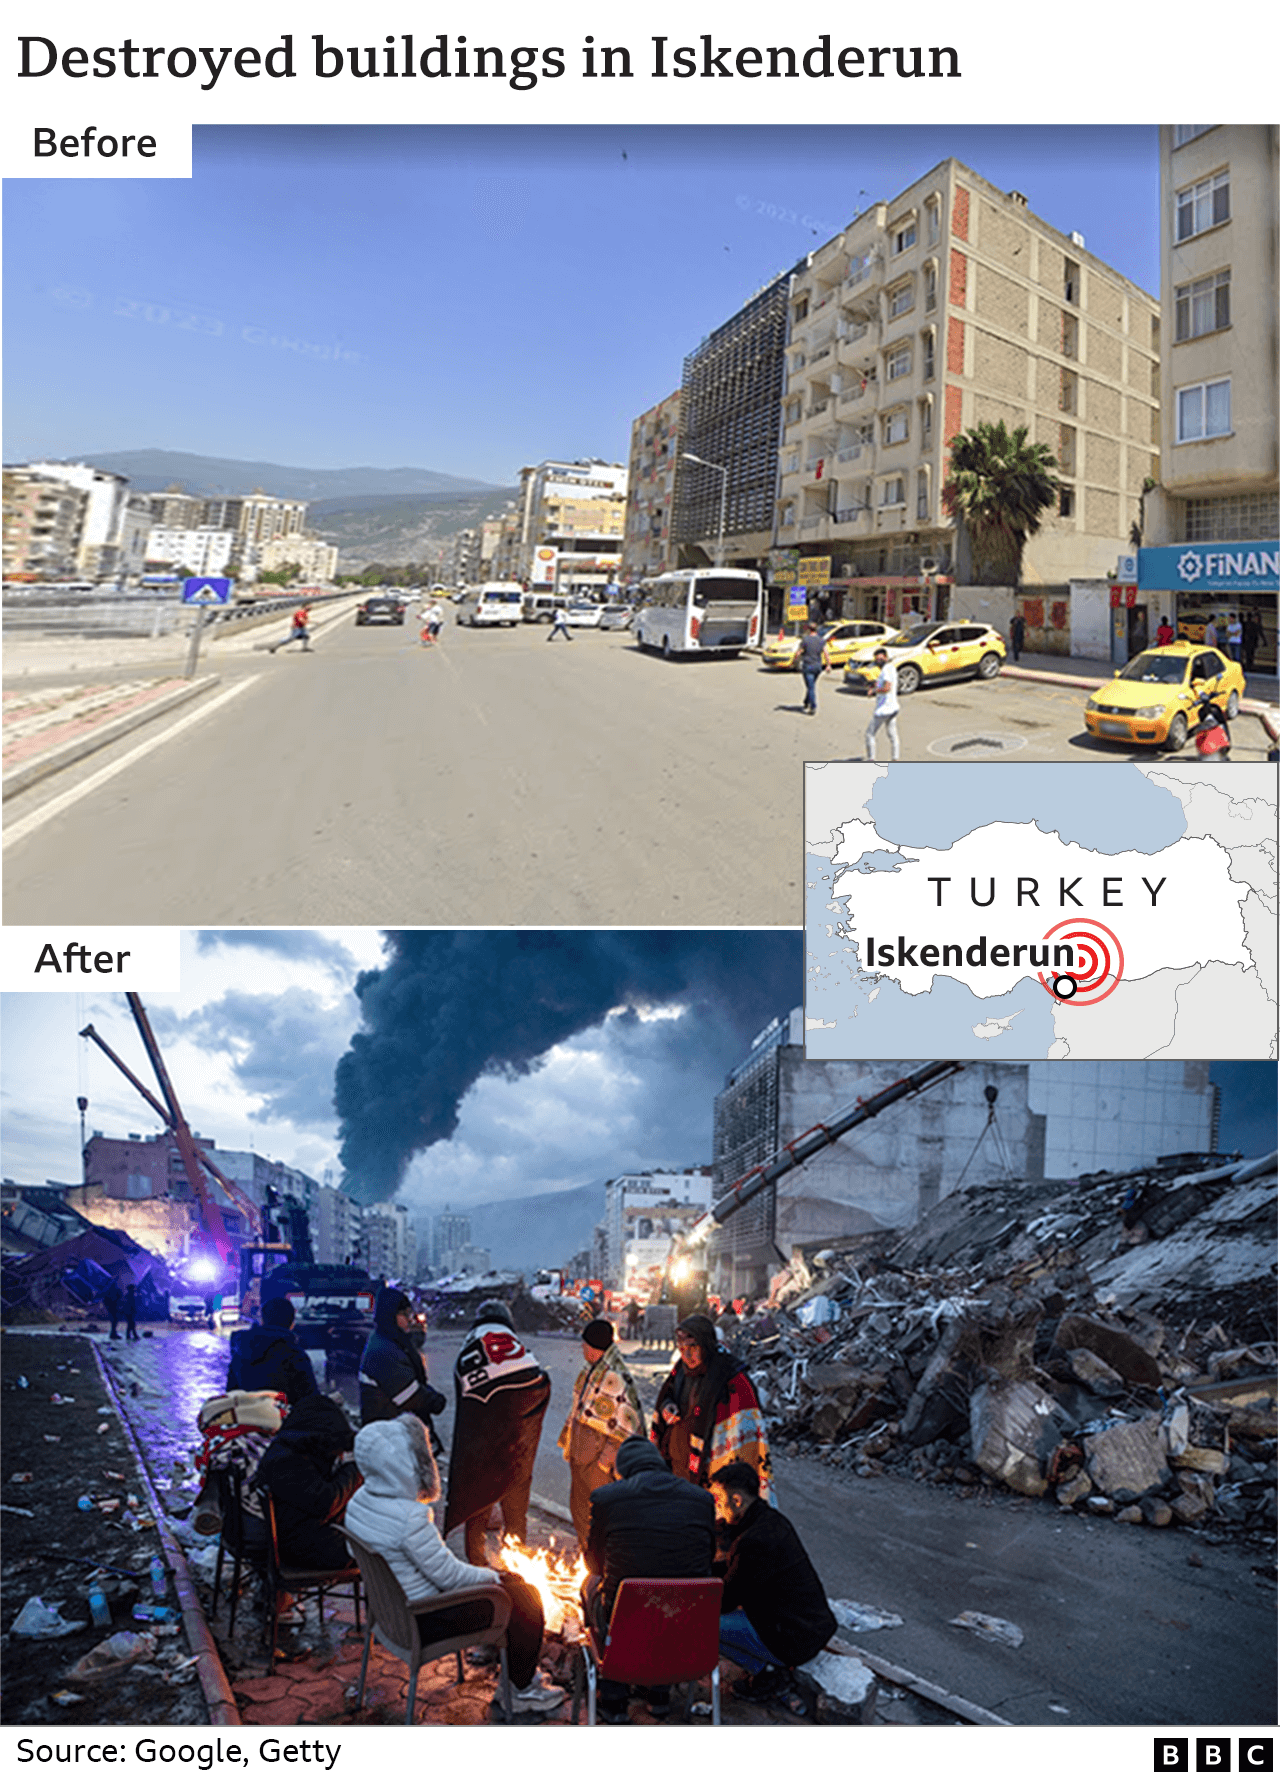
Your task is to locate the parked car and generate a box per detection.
[355,595,406,626]
[762,618,897,671]
[1083,642,1244,750]
[843,621,1006,694]
[564,601,603,628]
[597,604,634,631]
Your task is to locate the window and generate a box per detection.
[916,470,930,520]
[1061,313,1079,359]
[1176,379,1231,442]
[923,262,938,312]
[1174,125,1215,147]
[1174,270,1231,341]
[1058,425,1076,476]
[883,410,909,446]
[888,280,914,319]
[1058,487,1074,518]
[925,197,941,245]
[1064,257,1080,305]
[919,399,934,444]
[1176,170,1230,241]
[793,296,809,323]
[891,219,917,255]
[886,344,911,381]
[1059,368,1077,414]
[881,476,905,506]
[922,331,935,381]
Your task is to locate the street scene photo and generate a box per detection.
[4,126,1277,925]
[1,931,1276,1729]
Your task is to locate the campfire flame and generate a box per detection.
[499,1534,587,1634]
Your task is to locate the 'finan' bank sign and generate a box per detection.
[1139,541,1279,594]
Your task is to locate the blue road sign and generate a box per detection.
[182,576,234,605]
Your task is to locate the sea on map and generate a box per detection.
[805,763,1277,1061]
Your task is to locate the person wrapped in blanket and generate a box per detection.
[652,1314,773,1502]
[192,1388,288,1543]
[443,1300,552,1564]
[557,1317,644,1548]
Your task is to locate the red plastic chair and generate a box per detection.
[582,1577,723,1725]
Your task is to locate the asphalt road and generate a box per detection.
[8,616,1269,927]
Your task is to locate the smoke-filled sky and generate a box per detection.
[0,929,804,1218]
[1,931,1272,1232]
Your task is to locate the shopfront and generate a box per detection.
[1138,542,1278,673]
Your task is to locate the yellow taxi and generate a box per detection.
[1083,641,1245,750]
[842,620,1007,694]
[761,618,897,671]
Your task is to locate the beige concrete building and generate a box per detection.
[622,391,683,581]
[513,459,627,595]
[3,468,89,579]
[25,461,130,580]
[259,534,339,582]
[776,160,1160,636]
[1140,126,1278,670]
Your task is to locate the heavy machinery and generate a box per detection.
[663,1059,966,1303]
[79,994,290,1318]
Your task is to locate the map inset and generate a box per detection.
[805,763,1278,1060]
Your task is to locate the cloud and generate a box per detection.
[195,929,366,974]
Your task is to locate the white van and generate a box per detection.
[456,582,525,628]
[521,592,559,624]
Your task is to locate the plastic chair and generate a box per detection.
[261,1488,362,1671]
[343,1529,513,1725]
[581,1577,723,1726]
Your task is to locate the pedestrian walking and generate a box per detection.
[864,649,901,761]
[1156,616,1174,647]
[1226,612,1243,661]
[420,601,445,647]
[1242,611,1263,673]
[796,624,829,715]
[123,1280,139,1341]
[1009,611,1026,661]
[269,603,312,653]
[546,605,573,642]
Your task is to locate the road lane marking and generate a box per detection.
[3,676,259,852]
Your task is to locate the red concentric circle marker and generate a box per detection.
[1037,918,1124,1006]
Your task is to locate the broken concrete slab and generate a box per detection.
[1082,1415,1172,1504]
[1065,1348,1126,1396]
[1055,1313,1164,1388]
[969,1379,1071,1497]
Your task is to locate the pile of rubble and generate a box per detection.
[736,1151,1277,1541]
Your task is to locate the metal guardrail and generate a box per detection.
[2,589,348,639]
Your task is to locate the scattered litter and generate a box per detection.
[949,1610,1025,1648]
[829,1598,904,1632]
[97,1423,110,1435]
[95,1407,114,1417]
[49,1692,86,1707]
[65,1630,157,1680]
[798,1650,877,1707]
[2,1503,37,1517]
[43,1434,61,1444]
[1049,1703,1071,1714]
[12,1596,89,1639]
[50,1393,75,1405]
[10,1472,34,1483]
[17,1376,30,1389]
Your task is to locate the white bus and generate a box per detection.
[633,569,763,658]
[456,581,524,627]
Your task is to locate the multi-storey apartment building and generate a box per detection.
[514,459,627,595]
[3,468,89,578]
[622,391,682,581]
[1140,126,1278,671]
[145,525,236,576]
[259,534,339,582]
[776,160,1161,633]
[25,461,130,580]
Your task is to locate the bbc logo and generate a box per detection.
[1154,1739,1274,1772]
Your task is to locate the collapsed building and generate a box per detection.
[726,1148,1276,1537]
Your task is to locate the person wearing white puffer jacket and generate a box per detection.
[345,1413,564,1715]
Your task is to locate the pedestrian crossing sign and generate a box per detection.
[182,577,234,604]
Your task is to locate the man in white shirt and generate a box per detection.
[865,648,901,760]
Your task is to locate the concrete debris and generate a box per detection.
[797,1650,878,1713]
[732,1150,1275,1541]
[829,1599,904,1632]
[948,1610,1024,1648]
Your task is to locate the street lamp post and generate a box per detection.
[682,452,728,568]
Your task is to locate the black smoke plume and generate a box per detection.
[333,930,801,1204]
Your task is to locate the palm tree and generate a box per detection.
[941,421,1059,585]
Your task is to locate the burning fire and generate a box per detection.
[499,1534,587,1634]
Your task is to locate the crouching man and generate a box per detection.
[710,1461,837,1700]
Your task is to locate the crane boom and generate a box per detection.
[680,1059,965,1253]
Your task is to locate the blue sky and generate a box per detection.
[4,124,1160,484]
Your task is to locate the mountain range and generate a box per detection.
[69,448,500,502]
[424,1182,605,1275]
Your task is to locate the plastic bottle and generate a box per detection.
[77,1495,94,1512]
[150,1556,167,1601]
[132,1604,181,1623]
[87,1583,112,1629]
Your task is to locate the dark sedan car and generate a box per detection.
[355,595,406,626]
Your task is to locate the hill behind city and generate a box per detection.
[67,448,501,502]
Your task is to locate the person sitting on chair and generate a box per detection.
[251,1392,361,1571]
[345,1414,565,1716]
[710,1461,837,1700]
[581,1435,716,1722]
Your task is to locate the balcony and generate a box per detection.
[800,516,827,534]
[838,382,875,409]
[805,400,830,417]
